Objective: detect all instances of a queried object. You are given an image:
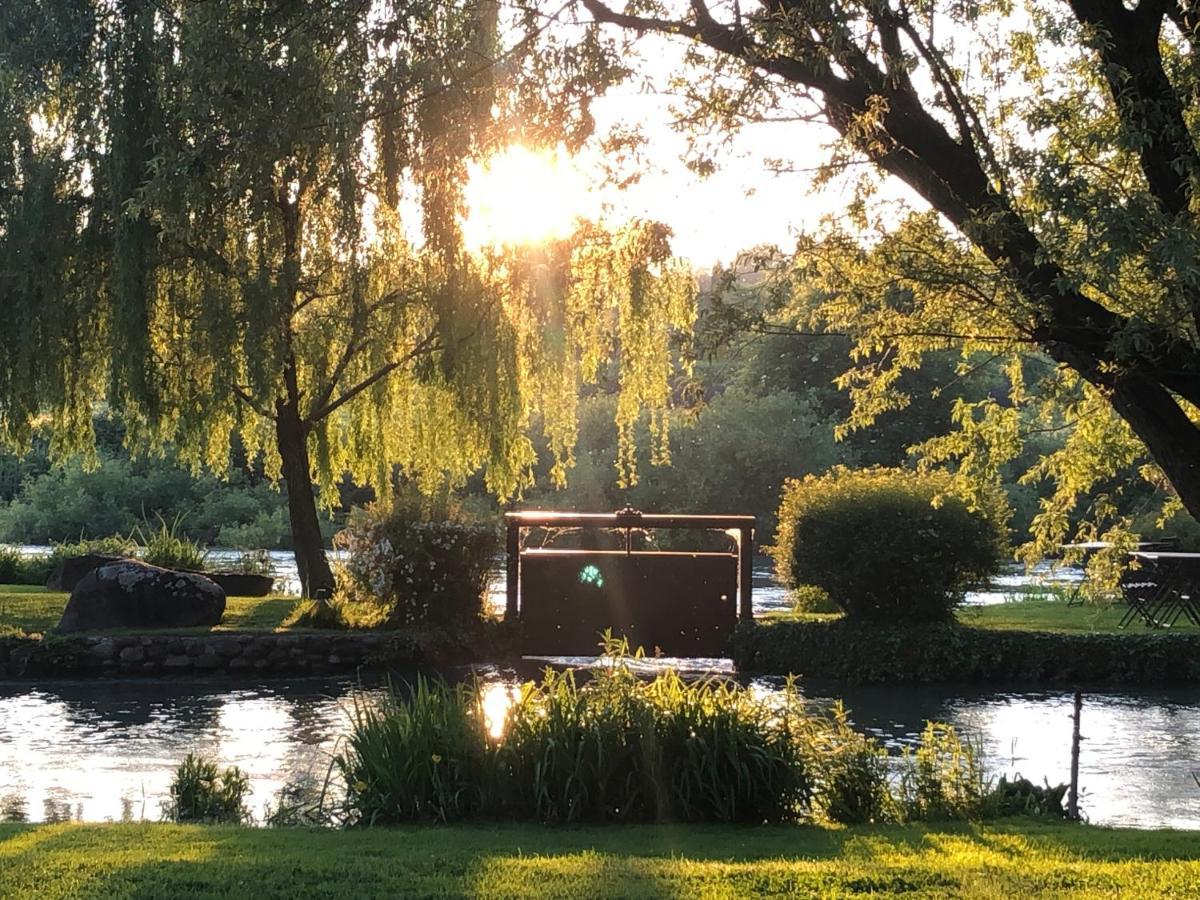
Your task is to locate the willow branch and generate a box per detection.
[306,329,440,425]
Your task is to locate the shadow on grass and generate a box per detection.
[0,592,307,637]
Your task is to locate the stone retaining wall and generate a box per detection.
[0,632,437,678]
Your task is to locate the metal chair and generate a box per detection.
[1118,562,1173,628]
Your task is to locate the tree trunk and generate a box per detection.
[1107,374,1200,524]
[275,398,334,598]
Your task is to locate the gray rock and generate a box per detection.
[56,561,225,633]
[210,637,243,658]
[46,554,128,591]
[88,638,116,660]
[119,646,145,663]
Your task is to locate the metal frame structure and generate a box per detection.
[504,508,757,621]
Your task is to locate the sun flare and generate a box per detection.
[462,145,595,250]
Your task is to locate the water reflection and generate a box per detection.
[1,672,1198,828]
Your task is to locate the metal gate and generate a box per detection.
[505,508,755,657]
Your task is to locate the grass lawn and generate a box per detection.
[0,820,1197,899]
[954,599,1172,633]
[0,587,303,634]
[3,584,1190,637]
[768,600,1195,635]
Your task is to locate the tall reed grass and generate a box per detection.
[336,640,1013,826]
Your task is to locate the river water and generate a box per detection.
[1,670,1197,828]
[6,546,1190,829]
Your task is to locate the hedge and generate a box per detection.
[729,619,1200,684]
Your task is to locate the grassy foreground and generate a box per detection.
[0,587,303,634]
[0,821,1197,899]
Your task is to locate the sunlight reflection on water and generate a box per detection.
[1,673,1198,828]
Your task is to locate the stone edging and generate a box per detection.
[0,632,435,678]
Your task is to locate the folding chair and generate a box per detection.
[1118,561,1172,628]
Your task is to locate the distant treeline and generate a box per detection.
[3,331,1191,550]
[0,417,347,549]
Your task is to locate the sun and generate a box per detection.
[462,145,595,250]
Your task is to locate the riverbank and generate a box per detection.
[8,585,1200,683]
[732,618,1200,683]
[0,630,456,678]
[0,586,519,677]
[0,820,1195,898]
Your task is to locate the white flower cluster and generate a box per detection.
[337,508,496,624]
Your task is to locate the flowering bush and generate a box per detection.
[335,503,498,627]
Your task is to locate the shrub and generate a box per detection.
[772,467,1009,622]
[264,776,339,828]
[136,514,207,571]
[986,776,1069,819]
[48,534,137,563]
[0,547,53,585]
[729,617,1200,684]
[802,702,896,824]
[217,548,276,576]
[790,584,839,615]
[335,501,497,628]
[215,508,299,550]
[161,753,250,824]
[0,546,21,583]
[340,676,492,824]
[899,723,990,821]
[335,642,1011,827]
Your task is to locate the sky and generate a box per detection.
[463,27,925,270]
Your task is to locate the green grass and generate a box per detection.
[956,599,1161,634]
[0,587,303,634]
[0,821,1196,898]
[768,597,1195,635]
[3,584,1190,638]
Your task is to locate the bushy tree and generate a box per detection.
[772,467,1009,621]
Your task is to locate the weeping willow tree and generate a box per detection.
[0,0,694,594]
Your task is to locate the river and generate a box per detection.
[1,670,1197,828]
[7,547,1185,829]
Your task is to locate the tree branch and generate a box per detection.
[1067,0,1198,220]
[306,329,440,425]
[230,383,272,419]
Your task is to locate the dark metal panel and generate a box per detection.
[519,550,737,657]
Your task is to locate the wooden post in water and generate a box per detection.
[505,520,520,620]
[738,525,755,621]
[1067,690,1083,821]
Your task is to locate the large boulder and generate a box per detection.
[57,560,226,633]
[45,553,126,591]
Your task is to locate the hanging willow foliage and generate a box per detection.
[0,0,692,590]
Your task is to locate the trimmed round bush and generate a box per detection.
[335,502,498,627]
[771,467,1008,622]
